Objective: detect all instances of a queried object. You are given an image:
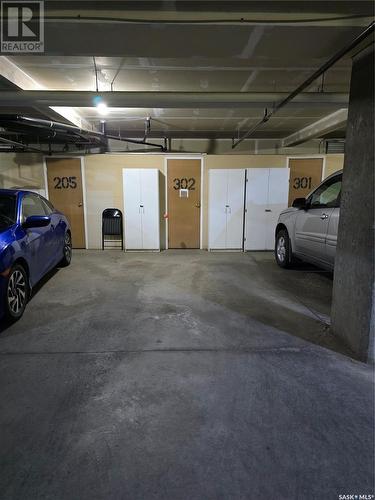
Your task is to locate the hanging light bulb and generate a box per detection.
[93,95,108,116]
[97,101,108,116]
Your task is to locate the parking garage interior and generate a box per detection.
[0,2,374,499]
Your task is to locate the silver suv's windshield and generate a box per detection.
[0,194,17,231]
[308,175,342,208]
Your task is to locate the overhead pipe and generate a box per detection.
[99,120,108,153]
[1,115,103,145]
[0,135,101,154]
[0,136,44,152]
[110,57,126,91]
[20,115,166,150]
[0,115,166,151]
[232,21,375,149]
[0,135,106,154]
[106,132,166,150]
[143,116,151,141]
[14,12,374,26]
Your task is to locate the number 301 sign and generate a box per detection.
[293,176,312,190]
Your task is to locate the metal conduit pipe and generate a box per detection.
[0,115,166,151]
[232,21,375,149]
[0,115,97,141]
[20,115,166,149]
[0,136,44,152]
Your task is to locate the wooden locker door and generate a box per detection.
[265,168,289,249]
[140,169,160,250]
[167,159,201,249]
[226,169,245,249]
[46,158,85,248]
[123,169,142,250]
[288,158,323,206]
[208,169,228,250]
[244,168,269,250]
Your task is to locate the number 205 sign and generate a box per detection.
[53,176,77,189]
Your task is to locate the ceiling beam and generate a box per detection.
[0,56,93,129]
[0,91,349,109]
[281,108,348,146]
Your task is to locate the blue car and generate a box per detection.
[0,189,72,321]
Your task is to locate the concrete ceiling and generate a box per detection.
[0,1,374,146]
[8,53,351,93]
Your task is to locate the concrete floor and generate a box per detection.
[0,251,373,499]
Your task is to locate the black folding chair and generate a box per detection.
[102,208,124,250]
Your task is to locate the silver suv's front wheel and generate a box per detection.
[275,229,293,268]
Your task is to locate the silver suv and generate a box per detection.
[275,170,342,271]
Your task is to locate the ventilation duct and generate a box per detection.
[325,140,345,154]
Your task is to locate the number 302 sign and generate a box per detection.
[173,178,196,190]
[54,176,77,189]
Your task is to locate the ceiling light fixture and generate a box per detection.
[96,101,108,116]
[93,95,109,116]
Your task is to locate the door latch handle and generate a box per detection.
[78,202,83,207]
[265,209,272,212]
[320,213,329,220]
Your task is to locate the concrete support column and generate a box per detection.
[331,45,374,362]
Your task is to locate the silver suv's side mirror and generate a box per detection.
[292,197,308,210]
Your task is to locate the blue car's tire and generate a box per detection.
[4,264,29,321]
[60,231,72,267]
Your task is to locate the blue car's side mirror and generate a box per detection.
[22,215,51,229]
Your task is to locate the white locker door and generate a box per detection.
[226,169,245,249]
[245,168,269,250]
[123,169,142,249]
[140,169,160,250]
[265,168,289,249]
[208,169,228,249]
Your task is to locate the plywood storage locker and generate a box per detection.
[245,168,289,250]
[208,169,246,250]
[123,168,160,250]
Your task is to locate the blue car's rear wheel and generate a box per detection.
[60,231,72,267]
[5,264,29,320]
